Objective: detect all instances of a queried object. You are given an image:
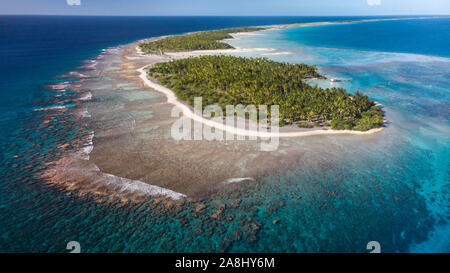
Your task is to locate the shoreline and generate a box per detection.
[136,30,385,138]
[138,64,384,138]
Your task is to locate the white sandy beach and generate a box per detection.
[136,46,384,139]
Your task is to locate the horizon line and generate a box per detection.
[1,14,449,17]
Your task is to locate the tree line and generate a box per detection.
[148,55,384,131]
[139,27,266,54]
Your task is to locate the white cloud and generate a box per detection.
[366,0,381,6]
[67,0,81,6]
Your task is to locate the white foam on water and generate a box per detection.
[103,174,186,200]
[34,105,67,111]
[68,122,186,200]
[261,51,293,56]
[80,108,91,118]
[222,177,256,184]
[81,145,93,160]
[86,60,98,69]
[79,92,92,101]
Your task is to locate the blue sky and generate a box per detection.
[2,0,450,16]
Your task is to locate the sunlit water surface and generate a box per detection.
[0,16,448,252]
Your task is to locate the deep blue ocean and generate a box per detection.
[0,16,449,252]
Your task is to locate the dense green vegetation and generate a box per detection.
[139,27,265,54]
[148,55,384,131]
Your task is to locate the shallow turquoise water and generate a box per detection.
[225,19,450,252]
[281,18,450,57]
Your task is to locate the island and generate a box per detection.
[139,27,266,54]
[139,28,384,131]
